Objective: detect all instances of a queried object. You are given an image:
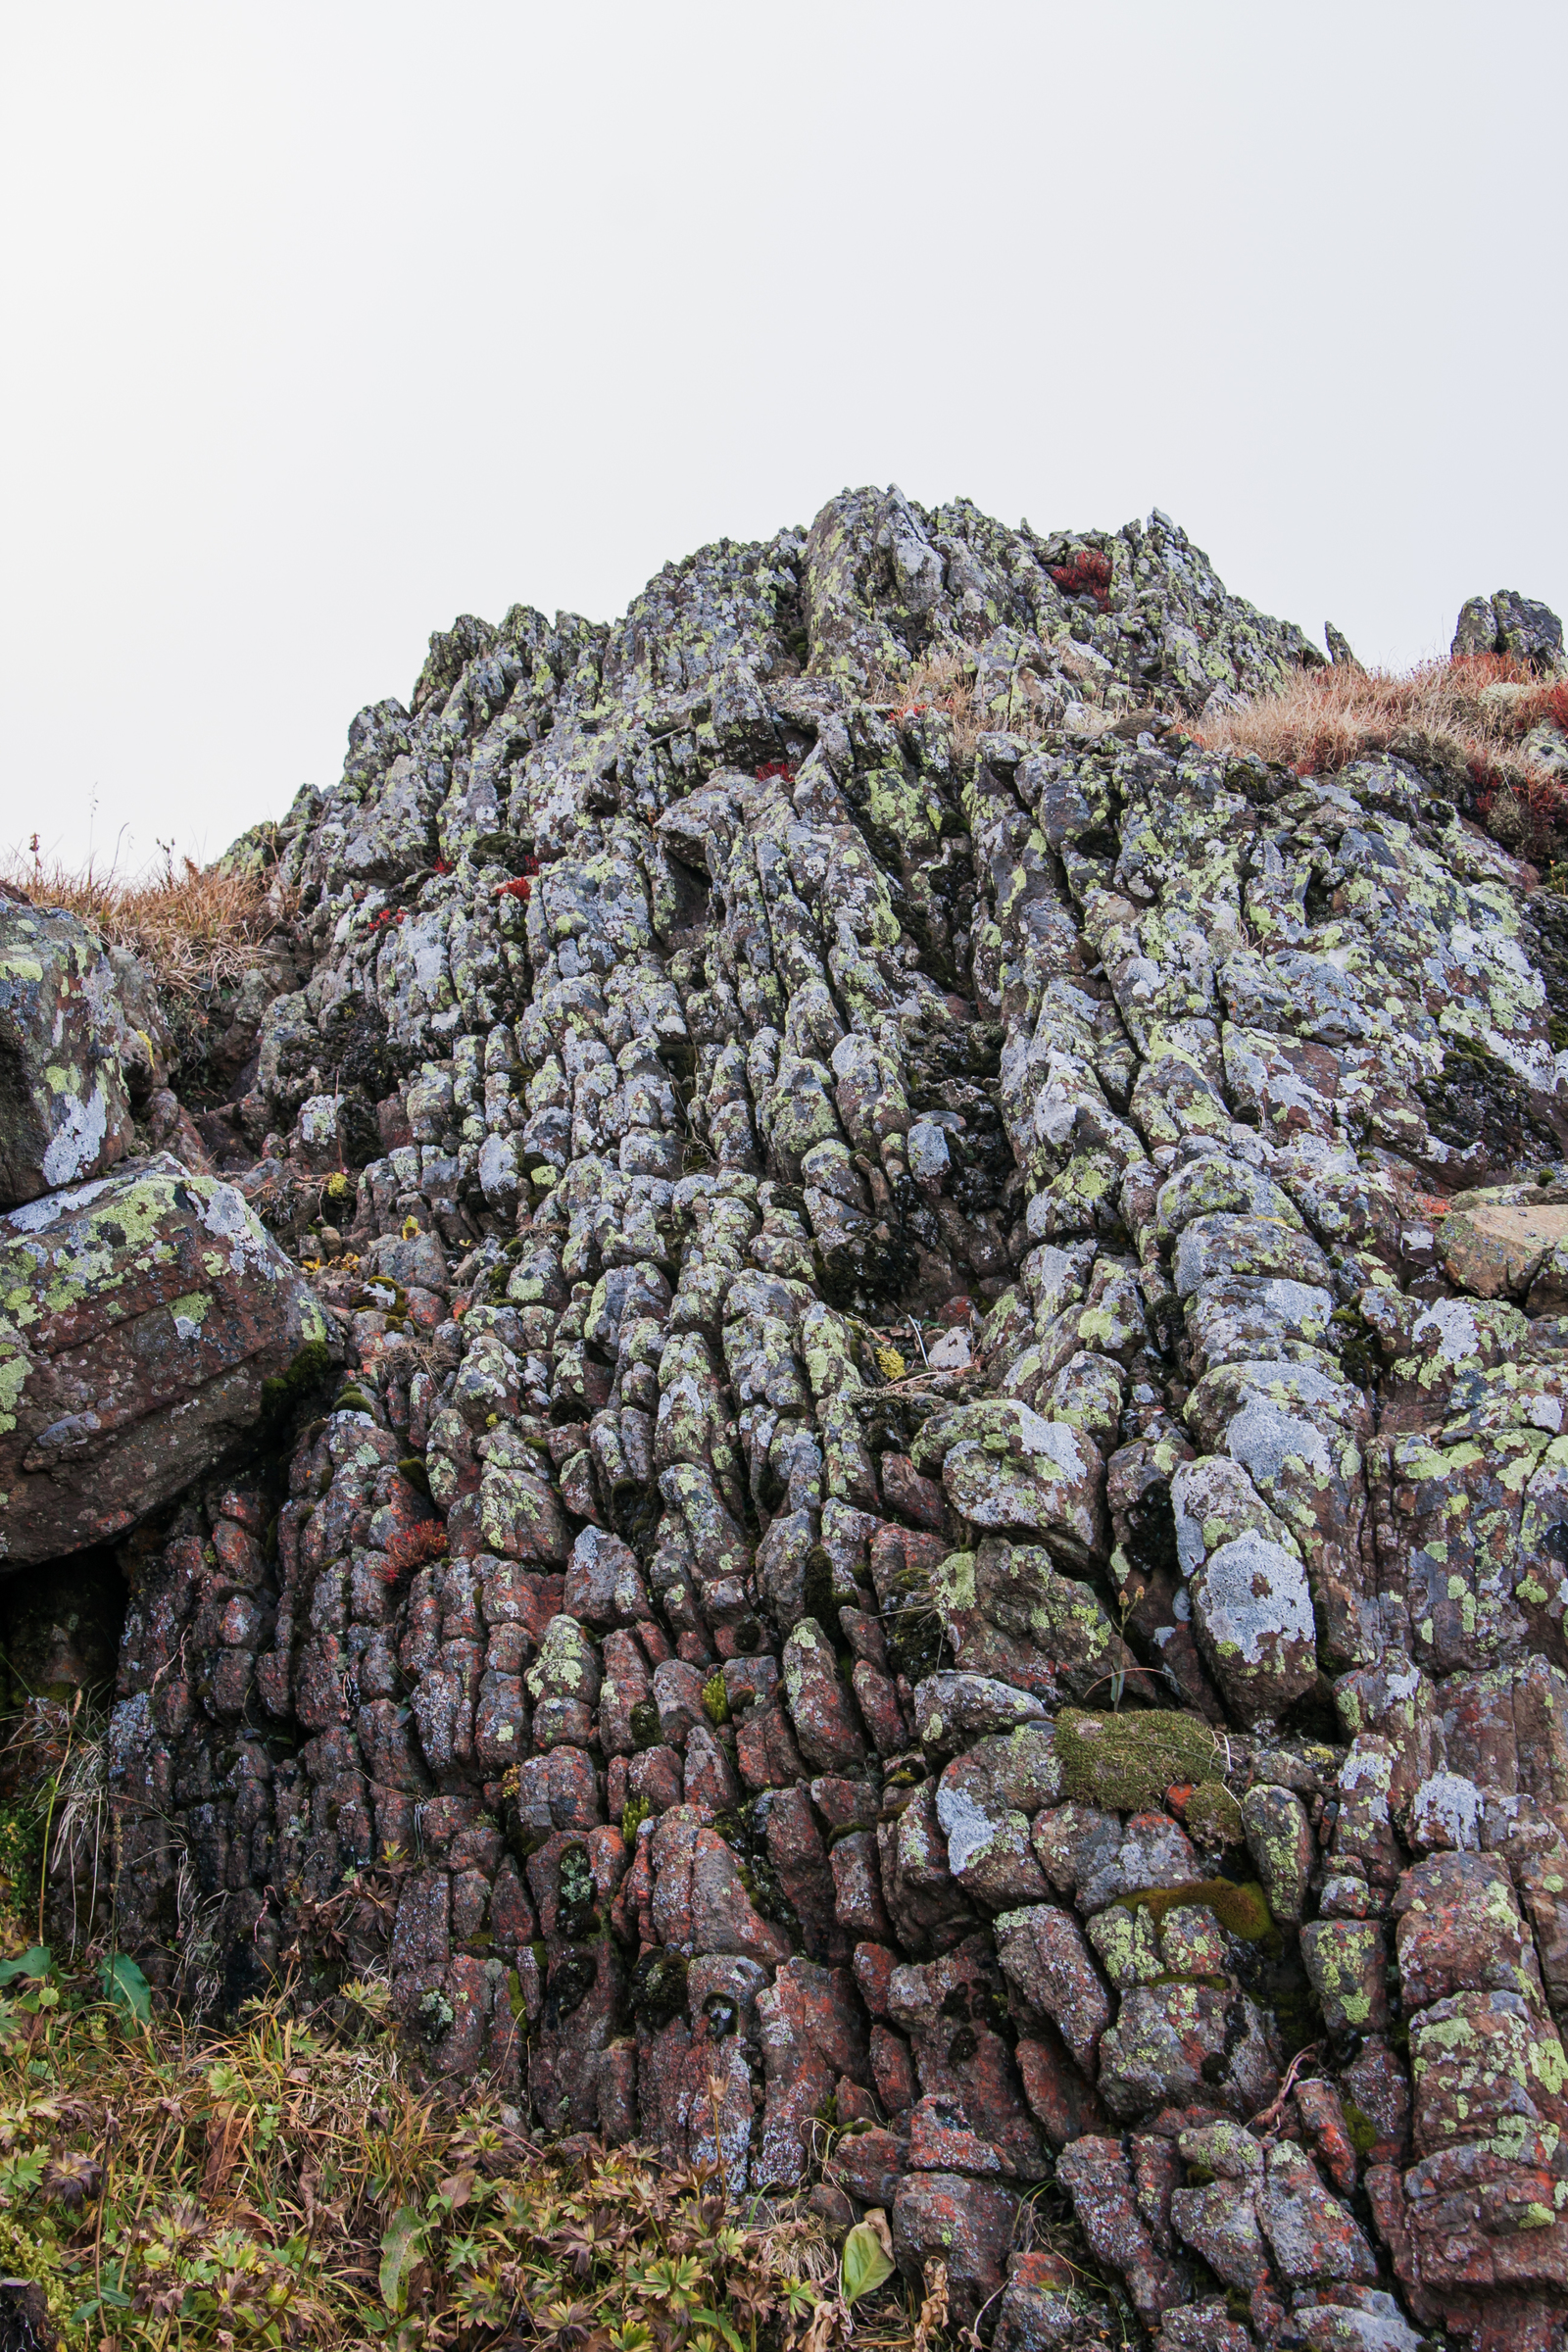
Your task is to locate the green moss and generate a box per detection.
[259,1338,334,1421]
[628,1699,661,1751]
[1329,1302,1379,1387]
[1184,1781,1245,1848]
[333,1387,375,1416]
[629,1946,687,2029]
[621,1795,651,1844]
[1056,1708,1226,1810]
[397,1456,431,1498]
[701,1672,730,1727]
[1119,1878,1275,1941]
[1343,2100,1379,2155]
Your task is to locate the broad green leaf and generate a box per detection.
[841,2220,896,2305]
[0,1945,52,1984]
[689,2312,744,2352]
[100,1954,152,2021]
[379,2205,428,2317]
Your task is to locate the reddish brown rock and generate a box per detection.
[1055,2133,1186,2326]
[880,1450,947,1532]
[782,1618,867,1771]
[735,1699,806,1791]
[1013,2027,1108,2147]
[892,2171,1018,2327]
[827,2122,907,2208]
[869,2021,917,2115]
[830,1829,894,1941]
[756,1957,869,2187]
[885,1937,1048,2180]
[993,1902,1111,2075]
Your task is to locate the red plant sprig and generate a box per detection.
[380,1520,448,1582]
[1047,549,1114,612]
[494,854,540,903]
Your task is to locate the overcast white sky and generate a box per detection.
[3,3,1564,873]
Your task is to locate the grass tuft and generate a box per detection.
[1192,652,1568,864]
[1,840,292,998]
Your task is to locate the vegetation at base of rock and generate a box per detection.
[1055,1708,1227,1810]
[0,1960,878,2351]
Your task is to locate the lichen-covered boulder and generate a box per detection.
[0,902,135,1206]
[0,1153,332,1562]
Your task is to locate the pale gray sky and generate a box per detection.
[3,3,1563,872]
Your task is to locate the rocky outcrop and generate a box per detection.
[0,1155,335,1564]
[28,487,1568,2347]
[0,903,137,1203]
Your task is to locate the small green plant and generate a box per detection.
[1119,1876,1276,1941]
[700,1670,731,1727]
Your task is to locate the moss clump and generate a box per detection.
[621,1794,651,1844]
[259,1338,334,1421]
[701,1672,730,1727]
[628,1699,661,1751]
[332,1388,375,1417]
[629,1946,687,2030]
[1120,1877,1275,1941]
[396,1455,431,1498]
[1184,1781,1246,1849]
[1056,1708,1225,1811]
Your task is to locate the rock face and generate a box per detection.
[57,488,1568,2348]
[0,1155,333,1563]
[0,902,136,1204]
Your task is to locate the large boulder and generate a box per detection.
[0,903,135,1205]
[0,1154,333,1563]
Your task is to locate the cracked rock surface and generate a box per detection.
[18,488,1568,2347]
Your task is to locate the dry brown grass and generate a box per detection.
[879,648,981,759]
[0,841,292,997]
[1192,652,1568,862]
